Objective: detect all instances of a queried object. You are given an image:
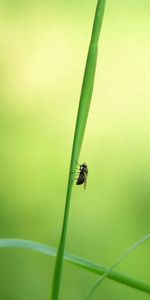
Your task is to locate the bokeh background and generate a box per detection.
[0,0,150,299]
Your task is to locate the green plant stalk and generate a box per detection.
[85,233,150,299]
[0,238,150,294]
[51,1,106,299]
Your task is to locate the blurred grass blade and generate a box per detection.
[0,238,150,294]
[85,233,150,300]
[0,238,56,256]
[51,1,106,299]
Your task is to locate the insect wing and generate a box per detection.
[84,172,88,189]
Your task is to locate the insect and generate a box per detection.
[75,162,88,189]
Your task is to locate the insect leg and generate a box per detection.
[75,160,81,166]
[72,178,78,183]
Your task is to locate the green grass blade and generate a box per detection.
[0,238,56,256]
[0,238,149,294]
[51,1,106,299]
[85,233,150,299]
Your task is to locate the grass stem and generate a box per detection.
[51,1,106,299]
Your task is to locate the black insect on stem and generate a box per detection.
[75,162,88,189]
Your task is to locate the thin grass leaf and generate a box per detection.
[0,238,150,294]
[51,1,106,299]
[85,233,150,300]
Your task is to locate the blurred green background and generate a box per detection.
[0,0,150,299]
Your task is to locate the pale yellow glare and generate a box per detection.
[0,18,86,106]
